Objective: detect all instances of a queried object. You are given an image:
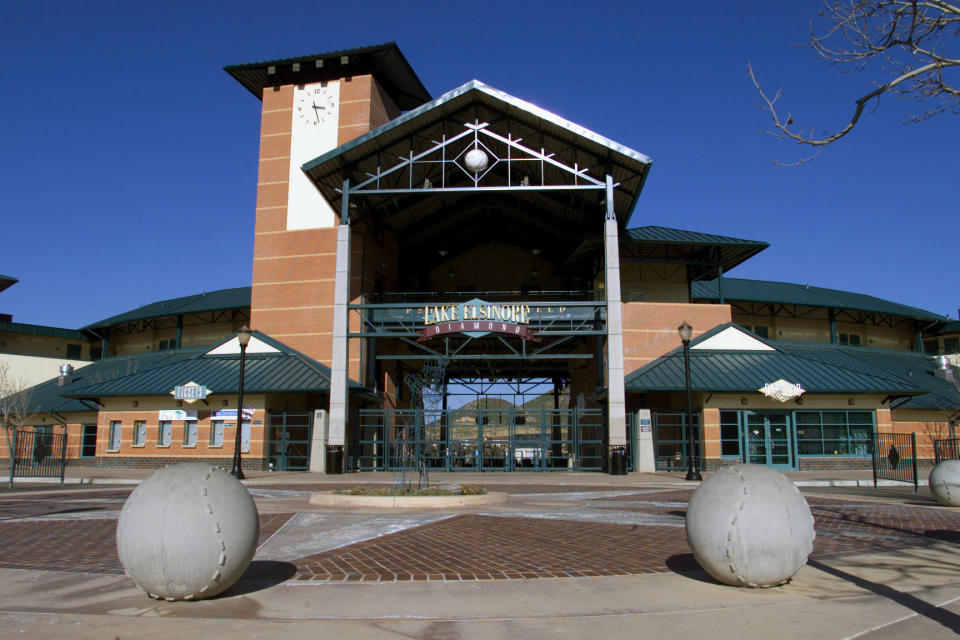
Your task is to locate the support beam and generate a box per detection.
[604,175,627,456]
[327,177,351,472]
[829,309,837,345]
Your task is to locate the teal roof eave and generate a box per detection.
[302,79,652,179]
[625,226,769,248]
[0,274,17,293]
[692,278,949,323]
[0,321,88,340]
[84,286,251,330]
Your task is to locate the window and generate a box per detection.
[90,346,102,360]
[944,337,959,355]
[133,421,147,446]
[752,326,769,339]
[158,339,178,351]
[924,339,940,355]
[652,412,700,471]
[108,421,122,451]
[838,333,862,347]
[158,421,172,447]
[210,421,225,447]
[719,411,741,456]
[65,343,82,359]
[184,422,198,447]
[795,411,872,456]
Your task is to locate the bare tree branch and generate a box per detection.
[752,0,960,163]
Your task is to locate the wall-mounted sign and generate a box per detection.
[758,379,806,402]
[212,406,255,421]
[171,381,210,403]
[158,409,198,421]
[419,298,536,342]
[638,408,652,432]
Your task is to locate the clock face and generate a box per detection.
[296,85,337,127]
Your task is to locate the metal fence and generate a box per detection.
[8,429,67,487]
[934,438,960,464]
[872,432,918,491]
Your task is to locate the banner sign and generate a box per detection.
[212,407,255,421]
[758,379,806,402]
[158,409,198,421]
[171,381,210,403]
[419,298,536,342]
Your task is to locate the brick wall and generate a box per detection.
[622,302,732,375]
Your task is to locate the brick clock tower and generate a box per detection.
[225,44,430,368]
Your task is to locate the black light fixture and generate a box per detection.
[678,321,702,481]
[231,326,252,479]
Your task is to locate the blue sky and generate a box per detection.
[1,1,957,328]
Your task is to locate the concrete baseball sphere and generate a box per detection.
[929,460,960,506]
[117,463,259,600]
[686,464,815,587]
[463,148,489,173]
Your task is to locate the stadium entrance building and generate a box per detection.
[3,43,957,474]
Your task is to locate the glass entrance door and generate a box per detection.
[745,412,794,469]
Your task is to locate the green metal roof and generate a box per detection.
[625,323,959,410]
[939,321,960,335]
[0,321,88,340]
[0,274,17,294]
[13,332,369,416]
[224,42,431,109]
[692,277,949,322]
[567,226,768,281]
[625,323,924,395]
[85,287,250,330]
[61,331,366,399]
[17,349,203,415]
[625,226,768,248]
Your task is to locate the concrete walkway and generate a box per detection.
[0,470,956,639]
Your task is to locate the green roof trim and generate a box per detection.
[84,286,250,330]
[692,277,949,322]
[12,331,369,416]
[625,324,959,410]
[938,321,960,335]
[224,42,431,109]
[625,226,768,248]
[61,330,366,398]
[0,321,88,340]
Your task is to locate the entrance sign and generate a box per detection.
[420,298,536,341]
[758,379,805,402]
[171,382,210,403]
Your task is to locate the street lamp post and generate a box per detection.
[231,326,251,480]
[678,321,702,481]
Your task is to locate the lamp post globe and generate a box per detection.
[231,326,252,480]
[678,321,702,482]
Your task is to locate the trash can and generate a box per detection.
[609,447,627,475]
[326,447,344,474]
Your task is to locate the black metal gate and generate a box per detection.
[8,429,67,487]
[267,412,312,471]
[934,438,960,463]
[872,432,919,491]
[356,408,603,471]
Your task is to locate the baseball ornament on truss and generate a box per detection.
[463,148,489,173]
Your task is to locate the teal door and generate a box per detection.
[744,413,794,470]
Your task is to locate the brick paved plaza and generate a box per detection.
[2,481,959,584]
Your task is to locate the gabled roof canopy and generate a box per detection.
[0,274,17,294]
[302,81,653,271]
[625,324,925,396]
[224,42,431,109]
